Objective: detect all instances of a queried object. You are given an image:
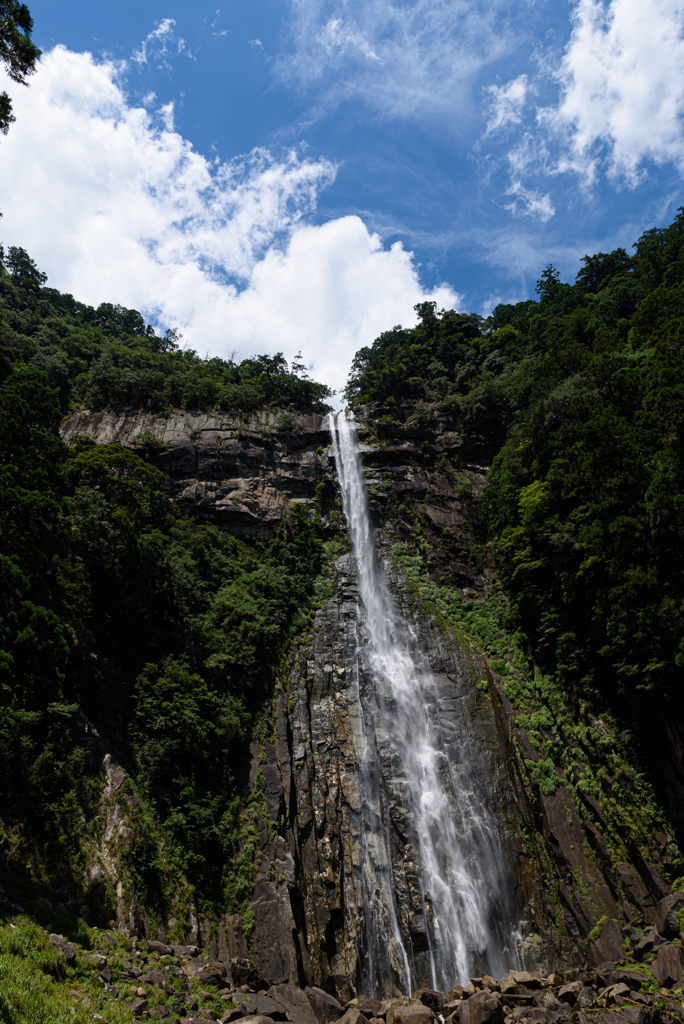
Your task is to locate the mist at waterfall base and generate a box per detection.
[328,411,519,997]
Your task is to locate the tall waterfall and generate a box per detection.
[328,410,516,997]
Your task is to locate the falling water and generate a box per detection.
[328,410,515,997]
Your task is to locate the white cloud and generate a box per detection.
[0,46,456,396]
[276,0,516,122]
[484,74,528,135]
[503,180,555,221]
[132,18,186,71]
[542,0,684,185]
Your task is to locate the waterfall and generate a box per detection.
[328,410,515,997]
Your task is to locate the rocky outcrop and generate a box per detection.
[60,407,329,539]
[56,402,682,994]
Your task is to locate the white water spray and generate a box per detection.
[328,410,514,996]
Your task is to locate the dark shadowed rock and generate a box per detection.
[508,973,541,991]
[267,984,318,1024]
[657,894,684,939]
[459,991,504,1024]
[49,934,77,966]
[651,943,683,988]
[413,991,444,1012]
[305,988,344,1023]
[558,981,582,1005]
[232,959,269,991]
[199,964,229,988]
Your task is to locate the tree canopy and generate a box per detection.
[0,1,41,134]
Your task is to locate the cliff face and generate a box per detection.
[57,405,681,994]
[61,407,329,539]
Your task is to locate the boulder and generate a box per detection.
[458,991,504,1024]
[232,959,269,991]
[235,994,290,1021]
[147,940,174,956]
[448,987,465,1002]
[36,897,52,911]
[578,987,597,1008]
[355,999,383,1020]
[413,990,445,1012]
[441,1001,461,1017]
[337,1011,368,1024]
[230,1018,274,1024]
[306,987,344,1023]
[99,966,113,984]
[267,984,318,1024]
[199,964,230,988]
[558,981,582,1006]
[507,973,540,991]
[49,934,77,966]
[633,928,667,960]
[651,944,683,988]
[143,969,167,988]
[656,894,684,939]
[386,1006,434,1024]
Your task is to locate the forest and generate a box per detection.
[346,209,684,733]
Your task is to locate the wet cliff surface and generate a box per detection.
[56,405,682,994]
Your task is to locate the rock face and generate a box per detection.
[59,402,682,996]
[60,407,329,539]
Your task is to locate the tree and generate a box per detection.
[0,1,41,135]
[2,244,46,286]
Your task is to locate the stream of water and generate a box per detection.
[328,410,516,997]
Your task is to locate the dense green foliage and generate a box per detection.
[0,261,329,914]
[0,0,40,135]
[347,210,684,720]
[0,249,333,414]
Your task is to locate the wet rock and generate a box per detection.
[651,943,683,988]
[413,991,445,1012]
[306,988,344,1023]
[459,991,504,1024]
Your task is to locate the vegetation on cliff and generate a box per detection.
[346,210,684,732]
[0,260,329,923]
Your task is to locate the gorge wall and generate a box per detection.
[56,403,681,997]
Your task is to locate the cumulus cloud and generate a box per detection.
[0,46,456,395]
[542,0,684,185]
[276,0,515,122]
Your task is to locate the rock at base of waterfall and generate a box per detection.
[459,990,504,1024]
[413,990,445,1012]
[266,985,319,1024]
[338,1009,371,1024]
[448,987,465,1002]
[507,973,541,991]
[651,943,683,988]
[386,1004,435,1024]
[306,987,344,1022]
[355,1000,383,1019]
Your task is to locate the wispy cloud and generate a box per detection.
[484,75,528,136]
[132,18,187,72]
[275,0,519,122]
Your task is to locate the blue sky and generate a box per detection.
[1,0,683,392]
